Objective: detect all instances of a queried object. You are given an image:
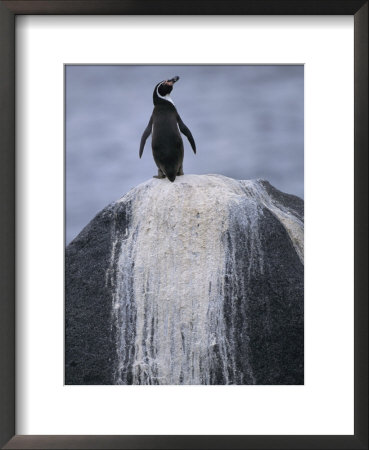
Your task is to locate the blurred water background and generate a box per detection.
[66,65,303,244]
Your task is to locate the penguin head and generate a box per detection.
[153,76,179,105]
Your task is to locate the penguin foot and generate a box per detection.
[177,166,184,176]
[153,168,166,179]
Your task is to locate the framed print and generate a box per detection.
[0,1,367,449]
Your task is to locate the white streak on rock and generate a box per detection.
[115,175,244,384]
[111,174,304,384]
[240,180,304,263]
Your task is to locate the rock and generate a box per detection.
[65,174,304,385]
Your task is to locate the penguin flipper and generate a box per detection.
[177,115,196,154]
[139,115,153,158]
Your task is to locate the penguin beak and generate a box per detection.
[166,76,180,86]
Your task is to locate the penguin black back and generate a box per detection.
[139,76,196,182]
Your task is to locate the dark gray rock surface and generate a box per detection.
[65,175,304,385]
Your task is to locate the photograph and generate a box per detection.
[65,65,304,385]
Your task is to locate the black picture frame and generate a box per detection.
[0,1,367,449]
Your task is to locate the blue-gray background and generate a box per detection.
[66,65,304,244]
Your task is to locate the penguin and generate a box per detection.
[139,76,196,182]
